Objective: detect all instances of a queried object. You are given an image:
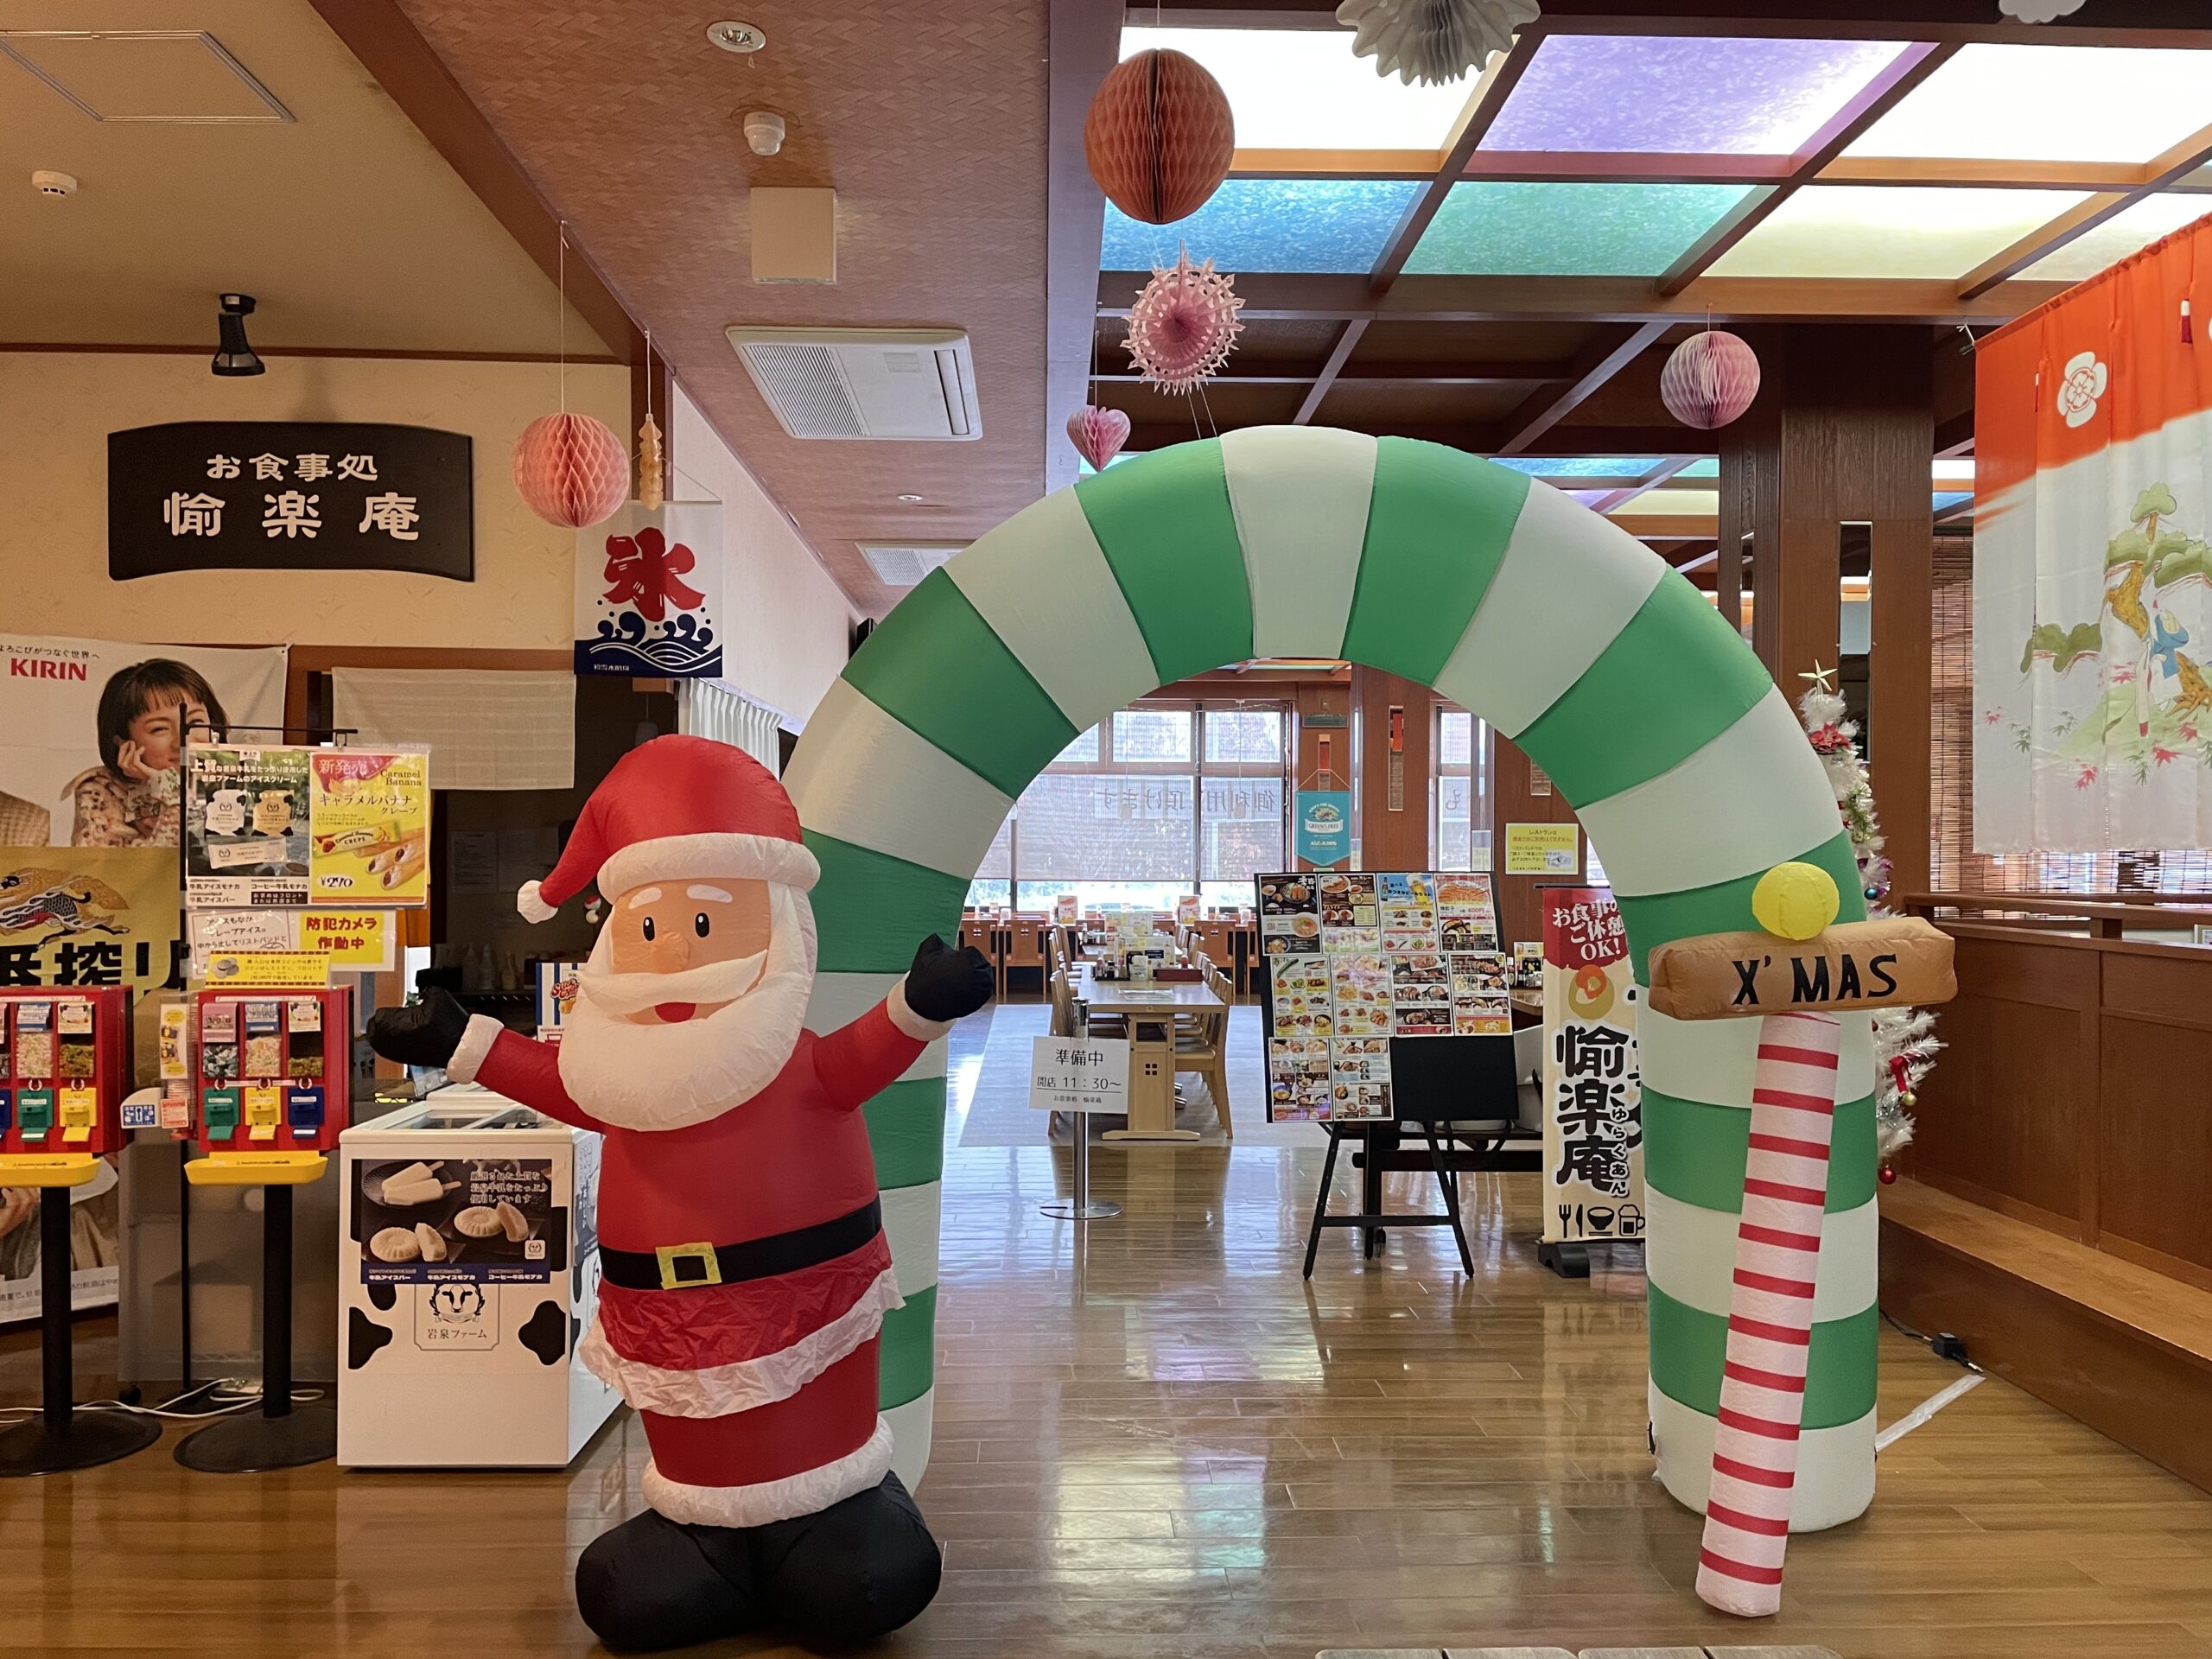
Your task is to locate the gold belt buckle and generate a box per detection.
[655,1241,721,1290]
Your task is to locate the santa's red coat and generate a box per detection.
[456,998,929,1526]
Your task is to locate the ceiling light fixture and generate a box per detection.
[706,19,766,54]
[211,292,264,377]
[897,493,925,503]
[743,111,785,156]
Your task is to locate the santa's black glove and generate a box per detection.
[903,934,995,1022]
[369,988,471,1069]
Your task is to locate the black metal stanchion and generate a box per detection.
[174,1182,335,1471]
[0,1187,162,1476]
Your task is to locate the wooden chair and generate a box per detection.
[1173,962,1235,1140]
[1190,919,1236,988]
[1000,919,1046,1000]
[1048,966,1074,1037]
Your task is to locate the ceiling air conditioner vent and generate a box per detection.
[858,543,963,588]
[726,327,981,442]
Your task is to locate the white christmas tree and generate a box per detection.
[1799,664,1940,1163]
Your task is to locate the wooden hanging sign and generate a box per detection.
[1645,917,1955,1021]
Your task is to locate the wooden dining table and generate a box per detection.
[1070,963,1224,1144]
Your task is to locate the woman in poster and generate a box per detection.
[66,660,229,849]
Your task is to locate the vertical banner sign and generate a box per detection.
[1294,791,1351,868]
[1974,216,2212,852]
[575,501,724,678]
[1541,887,1644,1244]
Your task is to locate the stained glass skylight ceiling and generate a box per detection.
[1482,35,1909,156]
[1101,179,1423,274]
[1708,186,2089,280]
[1120,26,1472,153]
[1492,456,1667,480]
[1406,182,1749,276]
[1844,45,2212,165]
[2022,195,2212,284]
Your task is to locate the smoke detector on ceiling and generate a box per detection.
[726,328,982,441]
[859,543,964,588]
[31,170,78,198]
[743,111,785,156]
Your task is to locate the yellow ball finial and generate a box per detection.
[1751,861,1840,941]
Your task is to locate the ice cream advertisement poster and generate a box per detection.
[185,744,311,907]
[308,749,429,906]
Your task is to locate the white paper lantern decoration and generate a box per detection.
[1660,329,1762,430]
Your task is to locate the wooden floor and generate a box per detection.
[6,1008,2212,1656]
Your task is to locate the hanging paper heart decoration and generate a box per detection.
[1067,405,1131,472]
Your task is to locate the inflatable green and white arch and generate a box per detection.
[784,427,1880,1529]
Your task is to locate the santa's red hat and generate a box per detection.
[518,734,819,923]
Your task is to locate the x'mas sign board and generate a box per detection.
[1644,916,1955,1021]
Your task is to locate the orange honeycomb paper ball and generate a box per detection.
[513,411,629,529]
[1084,48,1235,226]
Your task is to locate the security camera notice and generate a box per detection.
[1028,1036,1130,1115]
[353,1157,568,1284]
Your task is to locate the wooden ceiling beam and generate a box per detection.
[1139,0,2212,44]
[1366,29,1546,291]
[1103,270,2057,323]
[305,0,642,364]
[1294,319,1369,423]
[1495,321,1671,455]
[1657,41,1956,297]
[1958,118,2212,299]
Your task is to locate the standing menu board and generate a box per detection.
[1257,871,1510,1123]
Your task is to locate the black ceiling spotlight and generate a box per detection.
[212,293,264,377]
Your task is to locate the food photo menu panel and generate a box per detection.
[1258,870,1511,1123]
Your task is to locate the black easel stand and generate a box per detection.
[0,1188,162,1475]
[175,1184,335,1471]
[1302,1122,1476,1279]
[1537,1237,1591,1279]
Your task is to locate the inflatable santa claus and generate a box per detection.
[367,735,992,1653]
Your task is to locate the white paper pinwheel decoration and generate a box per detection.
[1336,0,1539,86]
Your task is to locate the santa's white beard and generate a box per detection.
[556,885,817,1132]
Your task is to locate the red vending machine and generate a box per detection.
[0,985,160,1476]
[191,986,352,1156]
[0,986,134,1158]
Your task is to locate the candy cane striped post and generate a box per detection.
[1695,1009,1843,1617]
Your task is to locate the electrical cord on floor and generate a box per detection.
[0,1376,326,1422]
[1874,1305,1986,1452]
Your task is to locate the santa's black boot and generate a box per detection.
[754,1473,943,1649]
[575,1507,768,1654]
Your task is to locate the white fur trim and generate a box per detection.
[517,879,556,923]
[600,832,819,899]
[643,1417,895,1528]
[886,976,956,1042]
[578,1263,903,1418]
[447,1014,504,1084]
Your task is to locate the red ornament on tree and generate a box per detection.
[1660,329,1762,430]
[1879,1164,1898,1186]
[514,411,630,529]
[1084,49,1236,226]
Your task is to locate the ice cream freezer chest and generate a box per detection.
[336,1084,620,1468]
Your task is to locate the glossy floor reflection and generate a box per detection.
[3,1004,2210,1656]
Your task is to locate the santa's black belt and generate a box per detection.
[599,1198,883,1293]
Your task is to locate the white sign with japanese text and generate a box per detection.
[1027,1035,1131,1115]
[1540,887,1645,1245]
[575,501,724,678]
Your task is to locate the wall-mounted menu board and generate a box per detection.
[1256,871,1510,1123]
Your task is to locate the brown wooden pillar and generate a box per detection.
[1492,734,1584,952]
[1290,677,1351,874]
[1719,326,1935,895]
[1353,668,1432,872]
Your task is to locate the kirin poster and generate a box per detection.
[574,502,723,678]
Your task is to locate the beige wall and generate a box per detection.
[0,350,628,650]
[670,381,855,728]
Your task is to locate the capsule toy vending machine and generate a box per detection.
[192,985,352,1169]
